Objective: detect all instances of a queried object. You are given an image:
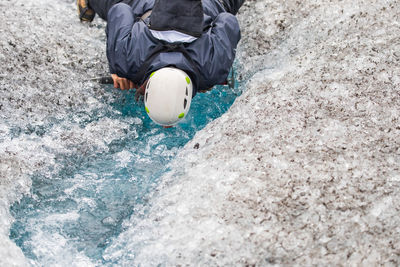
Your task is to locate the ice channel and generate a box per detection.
[9,75,242,265]
[3,0,400,265]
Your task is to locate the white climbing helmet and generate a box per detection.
[144,67,193,126]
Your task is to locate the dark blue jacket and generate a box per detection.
[106,0,241,95]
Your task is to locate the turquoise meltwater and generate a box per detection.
[10,76,242,265]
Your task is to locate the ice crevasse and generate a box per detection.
[1,0,400,266]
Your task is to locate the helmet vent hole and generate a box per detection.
[185,87,188,96]
[184,98,187,109]
[145,92,148,101]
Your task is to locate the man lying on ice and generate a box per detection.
[78,0,243,127]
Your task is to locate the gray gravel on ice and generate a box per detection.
[1,0,399,266]
[107,0,400,265]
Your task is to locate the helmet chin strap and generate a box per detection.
[135,79,149,102]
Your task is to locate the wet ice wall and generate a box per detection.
[104,0,400,265]
[0,0,128,265]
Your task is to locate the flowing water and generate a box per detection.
[3,0,400,265]
[9,77,242,265]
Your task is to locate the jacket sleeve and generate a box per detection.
[204,12,241,87]
[106,3,135,76]
[106,1,154,76]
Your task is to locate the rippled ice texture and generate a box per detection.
[1,0,241,265]
[1,0,400,266]
[103,0,400,266]
[1,0,105,265]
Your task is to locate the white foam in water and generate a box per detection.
[0,0,113,265]
[1,0,400,266]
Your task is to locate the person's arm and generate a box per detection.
[106,3,138,89]
[202,12,241,88]
[106,1,154,70]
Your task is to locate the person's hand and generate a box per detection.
[111,74,136,90]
